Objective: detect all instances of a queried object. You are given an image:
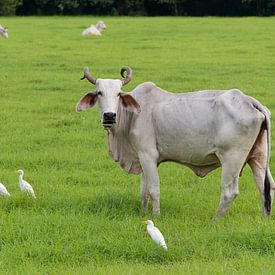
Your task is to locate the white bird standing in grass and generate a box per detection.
[17,170,36,198]
[0,182,10,196]
[141,220,167,250]
[0,25,8,38]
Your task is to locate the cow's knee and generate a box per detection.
[222,188,239,202]
[148,189,160,200]
[215,189,239,218]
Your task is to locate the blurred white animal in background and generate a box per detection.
[0,25,8,38]
[141,220,167,250]
[0,182,10,196]
[82,20,106,36]
[17,169,36,198]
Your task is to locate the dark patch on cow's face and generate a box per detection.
[102,112,116,128]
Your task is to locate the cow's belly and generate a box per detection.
[157,135,219,166]
[153,102,219,166]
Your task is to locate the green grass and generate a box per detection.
[0,16,275,274]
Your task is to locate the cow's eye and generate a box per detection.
[97,91,102,96]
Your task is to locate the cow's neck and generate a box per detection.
[106,105,142,174]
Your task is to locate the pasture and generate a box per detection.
[0,16,275,274]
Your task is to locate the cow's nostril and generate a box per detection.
[103,112,116,128]
[103,112,116,119]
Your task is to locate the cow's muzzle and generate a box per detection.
[103,112,116,128]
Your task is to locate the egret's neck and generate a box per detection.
[147,224,154,229]
[19,174,24,181]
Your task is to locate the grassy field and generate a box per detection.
[0,16,275,274]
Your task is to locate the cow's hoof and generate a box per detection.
[152,210,160,217]
[140,207,148,216]
[212,212,225,220]
[262,208,271,218]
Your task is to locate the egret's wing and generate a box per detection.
[0,183,10,196]
[27,186,36,198]
[148,227,165,244]
[0,183,5,192]
[24,181,36,198]
[151,227,167,249]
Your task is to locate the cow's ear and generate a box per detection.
[119,92,141,114]
[76,92,98,112]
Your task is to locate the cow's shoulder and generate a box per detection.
[133,81,156,91]
[131,82,172,103]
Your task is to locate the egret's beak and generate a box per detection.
[140,221,147,224]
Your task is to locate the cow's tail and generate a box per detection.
[264,170,271,215]
[264,108,272,215]
[252,99,272,215]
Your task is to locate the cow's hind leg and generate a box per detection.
[248,129,275,216]
[215,152,246,218]
[248,160,275,216]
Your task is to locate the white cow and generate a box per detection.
[0,25,8,38]
[81,20,106,36]
[76,66,275,218]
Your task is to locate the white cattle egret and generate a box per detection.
[0,182,10,196]
[141,220,167,250]
[81,20,106,36]
[0,25,8,38]
[17,170,36,198]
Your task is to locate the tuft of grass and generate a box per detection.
[0,16,275,273]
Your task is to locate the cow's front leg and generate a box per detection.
[138,152,160,217]
[140,173,150,213]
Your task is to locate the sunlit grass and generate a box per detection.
[0,16,275,273]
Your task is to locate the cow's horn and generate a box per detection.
[81,67,97,85]
[120,66,132,86]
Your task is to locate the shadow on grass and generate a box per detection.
[0,195,37,213]
[87,192,142,218]
[87,192,201,220]
[0,188,214,222]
